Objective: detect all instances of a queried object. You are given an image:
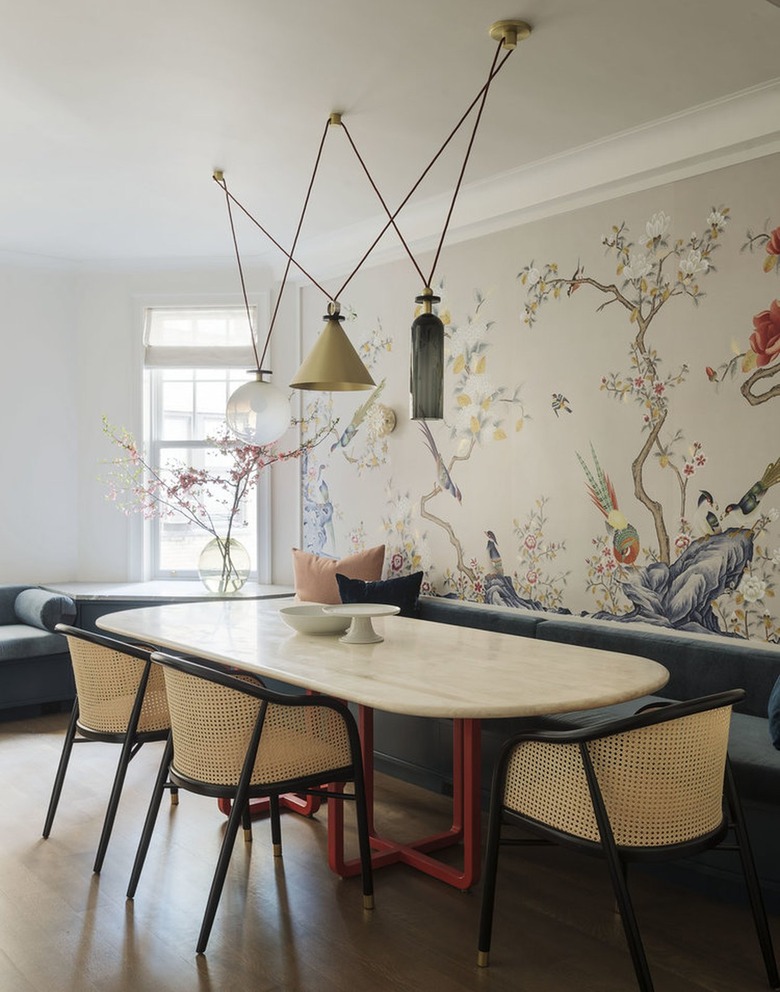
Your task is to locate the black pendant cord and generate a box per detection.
[334,39,512,301]
[215,36,514,328]
[213,178,333,304]
[258,116,331,370]
[339,119,427,287]
[425,36,504,288]
[218,176,262,370]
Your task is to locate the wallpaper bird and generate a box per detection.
[485,530,504,574]
[577,444,640,564]
[329,380,385,453]
[724,456,780,519]
[418,422,462,502]
[551,393,572,417]
[696,490,722,535]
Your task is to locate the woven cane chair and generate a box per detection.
[127,651,374,955]
[42,625,173,873]
[478,690,779,992]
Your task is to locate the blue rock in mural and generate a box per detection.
[592,527,754,634]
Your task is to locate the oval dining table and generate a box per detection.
[97,598,669,890]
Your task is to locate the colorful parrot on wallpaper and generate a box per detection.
[577,444,640,564]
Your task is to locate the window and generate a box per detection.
[143,305,269,581]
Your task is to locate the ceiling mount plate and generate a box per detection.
[489,19,532,49]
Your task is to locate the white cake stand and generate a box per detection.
[322,604,401,644]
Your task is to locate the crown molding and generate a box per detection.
[289,78,780,285]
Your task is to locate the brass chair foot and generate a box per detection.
[170,793,179,806]
[363,894,375,911]
[243,828,252,843]
[477,951,489,968]
[273,843,282,857]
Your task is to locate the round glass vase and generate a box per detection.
[197,537,251,594]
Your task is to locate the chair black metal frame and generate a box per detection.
[478,689,779,992]
[42,624,173,873]
[127,650,374,955]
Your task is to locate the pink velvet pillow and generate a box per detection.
[292,546,385,604]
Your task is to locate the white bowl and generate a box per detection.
[279,604,352,636]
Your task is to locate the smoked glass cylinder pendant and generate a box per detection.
[410,287,444,420]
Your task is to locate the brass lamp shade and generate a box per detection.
[290,307,375,391]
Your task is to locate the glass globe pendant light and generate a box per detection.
[226,369,292,445]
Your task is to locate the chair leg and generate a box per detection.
[42,699,79,838]
[196,787,248,954]
[477,768,507,967]
[351,758,374,911]
[241,801,253,844]
[94,735,143,873]
[127,735,173,899]
[269,795,282,856]
[725,766,780,990]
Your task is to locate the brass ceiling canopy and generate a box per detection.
[489,19,532,49]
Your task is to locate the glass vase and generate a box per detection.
[197,537,251,594]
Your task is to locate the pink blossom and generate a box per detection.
[390,553,404,572]
[525,570,539,585]
[653,382,665,395]
[683,463,695,477]
[523,533,538,551]
[675,534,691,551]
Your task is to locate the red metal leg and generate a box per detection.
[218,793,322,818]
[328,708,482,890]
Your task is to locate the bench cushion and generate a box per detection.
[416,596,549,637]
[0,625,69,661]
[537,617,780,718]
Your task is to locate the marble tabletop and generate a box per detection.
[97,599,669,720]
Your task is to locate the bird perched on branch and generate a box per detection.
[724,457,780,518]
[485,530,504,575]
[418,422,462,502]
[696,490,721,535]
[329,380,385,453]
[577,445,640,564]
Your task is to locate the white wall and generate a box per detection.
[0,261,79,583]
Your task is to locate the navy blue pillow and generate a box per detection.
[336,571,423,618]
[769,675,780,750]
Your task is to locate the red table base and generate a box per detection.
[217,708,481,891]
[328,709,481,891]
[217,793,322,818]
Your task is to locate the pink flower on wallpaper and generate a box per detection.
[523,533,538,551]
[766,227,780,256]
[683,463,695,477]
[390,552,404,572]
[525,569,539,585]
[750,300,780,367]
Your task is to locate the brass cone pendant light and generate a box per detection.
[290,302,375,391]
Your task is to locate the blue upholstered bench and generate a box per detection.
[0,585,77,716]
[411,595,780,903]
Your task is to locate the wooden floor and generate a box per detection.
[1,710,778,992]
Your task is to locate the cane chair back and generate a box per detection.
[42,625,173,874]
[503,705,731,850]
[128,652,373,955]
[162,666,352,789]
[66,632,170,737]
[478,690,779,992]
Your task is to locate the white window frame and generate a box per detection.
[140,298,272,583]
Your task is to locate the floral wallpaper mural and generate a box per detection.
[298,153,780,643]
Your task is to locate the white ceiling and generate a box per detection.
[2,0,780,271]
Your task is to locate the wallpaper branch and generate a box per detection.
[300,154,780,644]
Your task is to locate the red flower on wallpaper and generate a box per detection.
[749,300,780,367]
[766,227,780,256]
